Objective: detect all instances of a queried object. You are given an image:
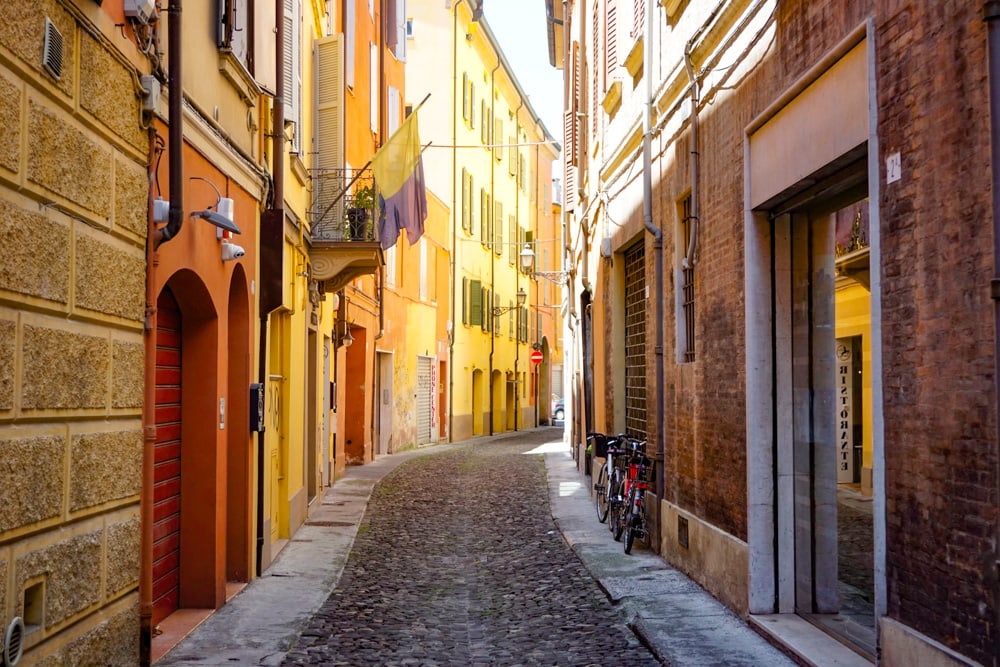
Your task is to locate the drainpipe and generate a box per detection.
[983,2,1000,659]
[641,0,665,501]
[449,0,465,442]
[155,0,183,249]
[511,99,523,429]
[488,58,500,435]
[139,131,160,667]
[682,44,700,271]
[257,0,285,576]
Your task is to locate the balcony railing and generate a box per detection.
[311,167,381,243]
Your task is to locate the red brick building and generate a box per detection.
[554,0,998,663]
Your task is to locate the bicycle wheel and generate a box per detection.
[607,468,623,534]
[595,464,610,522]
[611,477,627,541]
[624,490,645,554]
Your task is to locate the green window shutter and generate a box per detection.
[494,201,503,255]
[461,168,470,232]
[470,279,482,327]
[462,277,468,324]
[462,72,469,120]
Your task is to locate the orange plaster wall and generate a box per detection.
[150,120,259,608]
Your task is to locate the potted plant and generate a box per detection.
[346,184,376,240]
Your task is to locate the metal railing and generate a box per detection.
[310,167,381,243]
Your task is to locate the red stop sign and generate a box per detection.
[530,350,543,365]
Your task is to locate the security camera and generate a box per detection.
[222,242,245,261]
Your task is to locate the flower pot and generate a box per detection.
[346,208,368,240]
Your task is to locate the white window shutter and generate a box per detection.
[314,35,345,233]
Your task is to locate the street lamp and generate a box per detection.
[492,287,527,316]
[519,244,572,285]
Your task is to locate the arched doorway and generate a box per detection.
[226,268,251,585]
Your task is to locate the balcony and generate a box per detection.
[310,167,384,293]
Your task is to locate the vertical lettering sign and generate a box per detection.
[836,341,854,483]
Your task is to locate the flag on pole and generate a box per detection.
[371,110,428,250]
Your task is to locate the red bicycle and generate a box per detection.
[611,438,650,553]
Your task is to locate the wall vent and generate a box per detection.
[2,616,25,666]
[42,17,63,80]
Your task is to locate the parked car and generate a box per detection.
[553,398,564,421]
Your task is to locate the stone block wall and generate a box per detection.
[0,1,148,663]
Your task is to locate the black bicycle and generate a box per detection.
[590,433,624,523]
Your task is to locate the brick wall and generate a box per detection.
[876,2,997,662]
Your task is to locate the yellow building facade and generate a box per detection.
[407,0,559,441]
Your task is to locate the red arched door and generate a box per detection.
[153,287,182,625]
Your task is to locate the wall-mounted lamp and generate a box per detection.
[492,288,527,316]
[190,176,241,235]
[335,319,354,348]
[520,243,571,285]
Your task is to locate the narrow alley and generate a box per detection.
[157,428,800,666]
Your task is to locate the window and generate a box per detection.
[462,72,470,121]
[508,135,517,176]
[494,117,503,160]
[219,0,251,69]
[406,18,414,38]
[508,214,516,265]
[393,0,406,61]
[680,195,695,362]
[623,240,647,439]
[419,240,427,301]
[385,243,397,287]
[481,101,490,145]
[282,0,301,153]
[370,42,378,133]
[480,188,491,247]
[469,279,482,326]
[345,0,355,87]
[461,168,472,233]
[494,201,503,255]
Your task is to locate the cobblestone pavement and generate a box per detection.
[281,436,661,666]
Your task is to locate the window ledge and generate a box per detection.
[218,50,260,106]
[624,37,644,78]
[602,80,622,116]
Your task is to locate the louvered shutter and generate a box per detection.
[606,0,618,87]
[494,201,503,254]
[631,0,644,40]
[470,280,482,326]
[314,35,345,235]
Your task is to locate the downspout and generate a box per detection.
[488,58,500,436]
[154,0,183,249]
[641,0,665,501]
[512,99,523,430]
[683,40,700,271]
[373,0,386,453]
[449,0,465,442]
[257,0,285,576]
[983,2,1000,659]
[139,131,159,667]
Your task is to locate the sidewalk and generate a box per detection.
[156,429,837,666]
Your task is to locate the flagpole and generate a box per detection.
[314,93,431,227]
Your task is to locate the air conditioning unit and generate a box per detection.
[124,0,157,24]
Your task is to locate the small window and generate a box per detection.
[680,195,695,362]
[406,18,414,38]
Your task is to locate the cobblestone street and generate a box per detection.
[281,434,660,666]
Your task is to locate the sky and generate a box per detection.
[483,1,564,147]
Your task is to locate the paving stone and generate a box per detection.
[281,438,659,666]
